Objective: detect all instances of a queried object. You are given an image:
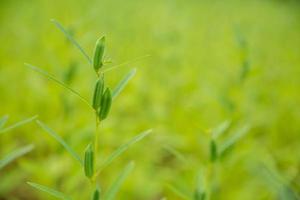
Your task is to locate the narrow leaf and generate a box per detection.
[0,116,9,131]
[95,129,152,175]
[0,115,38,134]
[101,54,150,74]
[260,162,300,200]
[0,115,9,130]
[166,184,190,200]
[163,145,187,163]
[51,19,92,64]
[194,171,206,200]
[112,69,136,100]
[27,182,72,200]
[219,125,250,156]
[25,63,92,109]
[0,144,34,170]
[103,162,135,200]
[92,186,101,200]
[234,26,247,49]
[36,120,83,165]
[212,120,231,139]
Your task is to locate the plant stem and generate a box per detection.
[95,115,100,158]
[206,160,220,200]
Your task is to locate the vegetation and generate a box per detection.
[0,0,299,199]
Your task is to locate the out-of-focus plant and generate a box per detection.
[0,115,37,170]
[167,120,251,200]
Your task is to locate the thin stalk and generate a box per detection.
[94,73,103,156]
[95,117,100,158]
[206,161,219,200]
[205,163,212,200]
[100,54,150,74]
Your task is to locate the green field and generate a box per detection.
[0,0,299,199]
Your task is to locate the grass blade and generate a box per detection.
[95,129,151,176]
[163,145,187,163]
[259,161,300,200]
[194,170,206,200]
[25,63,92,109]
[27,182,72,200]
[166,184,190,200]
[0,144,34,170]
[219,125,250,156]
[51,19,92,64]
[103,161,135,200]
[101,54,150,74]
[112,69,136,100]
[0,115,9,130]
[212,120,231,139]
[36,120,83,165]
[0,115,38,134]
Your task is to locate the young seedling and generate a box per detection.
[25,19,152,200]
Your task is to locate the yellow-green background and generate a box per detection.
[0,0,299,199]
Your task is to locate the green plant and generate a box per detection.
[234,26,250,82]
[0,115,37,170]
[167,120,250,200]
[25,19,152,199]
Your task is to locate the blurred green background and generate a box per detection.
[0,0,299,199]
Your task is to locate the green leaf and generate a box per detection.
[25,63,92,109]
[92,186,101,200]
[103,162,135,200]
[163,145,187,163]
[212,120,231,139]
[95,129,152,175]
[0,144,34,170]
[234,26,247,49]
[51,19,92,64]
[166,184,190,200]
[0,115,9,130]
[194,171,206,200]
[36,120,83,165]
[261,162,300,200]
[101,54,150,73]
[0,115,38,134]
[112,69,136,100]
[219,125,250,156]
[27,182,72,200]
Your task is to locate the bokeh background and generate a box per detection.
[0,0,299,199]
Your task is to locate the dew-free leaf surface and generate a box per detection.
[103,161,135,200]
[0,144,34,170]
[95,129,152,176]
[27,182,72,200]
[36,120,83,165]
[112,69,136,100]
